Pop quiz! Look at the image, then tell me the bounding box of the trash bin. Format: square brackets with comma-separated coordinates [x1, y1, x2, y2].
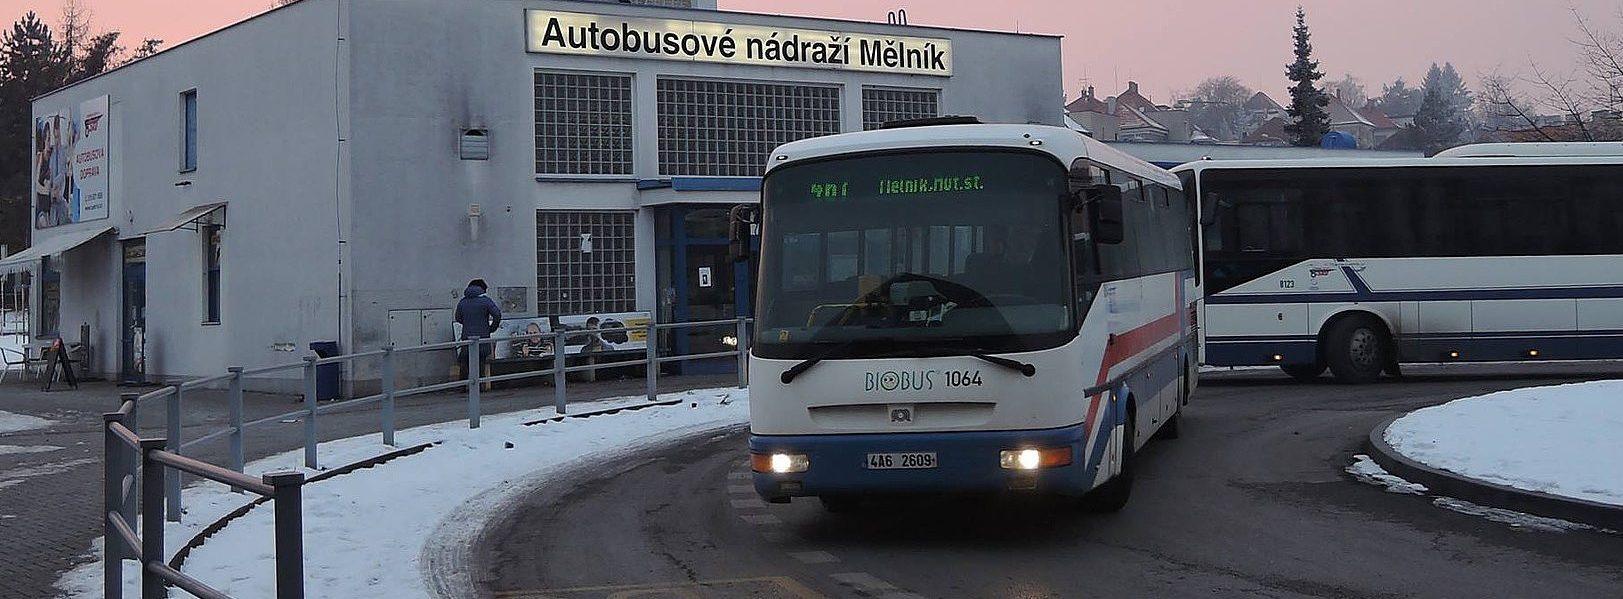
[308, 340, 341, 400]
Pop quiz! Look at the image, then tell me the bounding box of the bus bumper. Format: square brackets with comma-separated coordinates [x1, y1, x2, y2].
[748, 423, 1095, 500]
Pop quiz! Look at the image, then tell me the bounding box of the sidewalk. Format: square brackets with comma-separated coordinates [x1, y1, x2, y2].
[1363, 379, 1623, 531]
[0, 372, 733, 598]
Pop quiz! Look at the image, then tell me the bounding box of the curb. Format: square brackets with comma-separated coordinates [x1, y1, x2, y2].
[1365, 414, 1623, 531]
[169, 441, 438, 570]
[520, 397, 686, 426]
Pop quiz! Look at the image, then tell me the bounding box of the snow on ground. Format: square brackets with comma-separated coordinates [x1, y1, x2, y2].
[1346, 454, 1428, 495]
[0, 444, 62, 455]
[57, 388, 749, 599]
[0, 410, 54, 434]
[1347, 454, 1599, 533]
[1384, 380, 1623, 507]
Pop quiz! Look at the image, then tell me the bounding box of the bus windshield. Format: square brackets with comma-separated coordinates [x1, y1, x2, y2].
[753, 149, 1073, 360]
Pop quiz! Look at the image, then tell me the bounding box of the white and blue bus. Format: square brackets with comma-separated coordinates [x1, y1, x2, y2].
[740, 121, 1199, 510]
[1174, 143, 1623, 383]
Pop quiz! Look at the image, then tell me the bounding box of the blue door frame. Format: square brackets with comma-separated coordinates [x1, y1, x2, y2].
[661, 205, 757, 374]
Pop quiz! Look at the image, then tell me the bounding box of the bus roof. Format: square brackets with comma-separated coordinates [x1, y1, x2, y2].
[1433, 141, 1623, 158]
[1168, 151, 1623, 174]
[767, 123, 1182, 188]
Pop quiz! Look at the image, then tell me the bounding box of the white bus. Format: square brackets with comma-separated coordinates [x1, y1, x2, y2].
[1174, 144, 1623, 384]
[739, 121, 1199, 511]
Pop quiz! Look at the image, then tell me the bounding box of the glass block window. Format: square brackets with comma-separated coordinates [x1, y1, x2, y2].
[537, 211, 637, 316]
[657, 78, 841, 176]
[534, 71, 633, 175]
[862, 87, 940, 130]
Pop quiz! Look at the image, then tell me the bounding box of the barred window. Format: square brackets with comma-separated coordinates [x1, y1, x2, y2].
[534, 72, 633, 175]
[862, 87, 940, 130]
[657, 78, 841, 176]
[537, 211, 637, 316]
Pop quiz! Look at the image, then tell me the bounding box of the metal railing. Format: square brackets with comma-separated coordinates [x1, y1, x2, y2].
[105, 394, 305, 599]
[103, 317, 751, 597]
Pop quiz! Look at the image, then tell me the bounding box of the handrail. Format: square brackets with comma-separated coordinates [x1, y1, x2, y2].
[147, 562, 233, 599]
[313, 349, 386, 366]
[106, 511, 143, 562]
[149, 449, 273, 496]
[180, 372, 240, 389]
[109, 422, 142, 450]
[238, 361, 310, 378]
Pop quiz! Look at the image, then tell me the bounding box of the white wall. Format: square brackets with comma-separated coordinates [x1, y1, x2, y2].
[31, 0, 345, 388]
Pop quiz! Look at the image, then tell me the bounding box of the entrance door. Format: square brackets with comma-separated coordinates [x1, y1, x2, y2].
[121, 239, 147, 384]
[660, 206, 757, 374]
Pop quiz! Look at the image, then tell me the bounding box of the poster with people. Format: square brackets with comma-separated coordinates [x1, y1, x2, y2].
[491, 317, 554, 359]
[31, 96, 111, 229]
[556, 311, 650, 355]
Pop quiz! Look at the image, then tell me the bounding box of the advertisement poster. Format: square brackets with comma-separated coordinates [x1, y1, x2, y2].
[491, 317, 553, 359]
[557, 311, 650, 355]
[30, 96, 110, 229]
[75, 96, 110, 223]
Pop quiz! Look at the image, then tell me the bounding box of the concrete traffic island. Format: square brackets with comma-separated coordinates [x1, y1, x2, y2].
[1364, 380, 1623, 531]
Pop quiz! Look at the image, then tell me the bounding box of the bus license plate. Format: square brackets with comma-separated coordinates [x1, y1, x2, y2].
[865, 452, 937, 470]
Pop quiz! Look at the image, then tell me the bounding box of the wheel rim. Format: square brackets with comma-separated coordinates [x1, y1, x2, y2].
[1348, 327, 1379, 369]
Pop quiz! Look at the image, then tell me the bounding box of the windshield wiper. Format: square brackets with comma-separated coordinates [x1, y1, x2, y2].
[779, 339, 869, 384]
[969, 352, 1037, 377]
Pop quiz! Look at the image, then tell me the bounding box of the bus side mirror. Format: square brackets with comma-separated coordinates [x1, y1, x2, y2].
[1199, 192, 1219, 226]
[1091, 185, 1125, 245]
[728, 205, 757, 263]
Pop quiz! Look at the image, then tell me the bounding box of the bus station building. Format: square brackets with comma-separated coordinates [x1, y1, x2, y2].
[3, 0, 1061, 391]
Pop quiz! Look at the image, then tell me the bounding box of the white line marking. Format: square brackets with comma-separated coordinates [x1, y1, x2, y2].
[740, 513, 782, 525]
[726, 484, 755, 494]
[760, 531, 793, 543]
[730, 497, 768, 509]
[788, 551, 838, 564]
[728, 471, 751, 480]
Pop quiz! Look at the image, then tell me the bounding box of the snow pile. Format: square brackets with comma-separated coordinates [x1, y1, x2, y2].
[57, 388, 749, 599]
[1385, 380, 1623, 507]
[0, 444, 62, 455]
[1346, 454, 1428, 495]
[0, 410, 54, 434]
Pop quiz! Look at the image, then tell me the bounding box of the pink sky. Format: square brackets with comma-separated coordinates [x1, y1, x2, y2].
[4, 0, 1614, 104]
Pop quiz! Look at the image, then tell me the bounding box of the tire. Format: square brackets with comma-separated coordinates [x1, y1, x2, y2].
[1324, 315, 1388, 384]
[1279, 363, 1327, 380]
[1081, 411, 1135, 512]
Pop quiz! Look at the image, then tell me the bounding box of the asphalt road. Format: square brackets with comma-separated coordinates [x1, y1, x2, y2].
[476, 364, 1623, 599]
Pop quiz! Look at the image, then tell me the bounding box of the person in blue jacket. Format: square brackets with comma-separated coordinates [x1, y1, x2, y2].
[455, 279, 502, 373]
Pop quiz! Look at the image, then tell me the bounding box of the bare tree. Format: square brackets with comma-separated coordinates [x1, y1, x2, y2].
[1475, 9, 1623, 142]
[1327, 74, 1367, 106]
[1183, 75, 1253, 141]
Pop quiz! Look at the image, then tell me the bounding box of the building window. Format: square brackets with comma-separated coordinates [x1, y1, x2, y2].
[537, 211, 636, 316]
[534, 71, 633, 175]
[862, 87, 940, 130]
[657, 78, 841, 176]
[181, 90, 198, 172]
[625, 0, 692, 6]
[202, 224, 222, 323]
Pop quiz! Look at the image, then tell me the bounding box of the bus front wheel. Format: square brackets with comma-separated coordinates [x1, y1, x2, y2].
[1324, 316, 1388, 384]
[1080, 413, 1135, 512]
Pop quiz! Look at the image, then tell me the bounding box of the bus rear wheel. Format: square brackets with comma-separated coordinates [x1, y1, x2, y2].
[1325, 316, 1388, 384]
[1279, 363, 1326, 380]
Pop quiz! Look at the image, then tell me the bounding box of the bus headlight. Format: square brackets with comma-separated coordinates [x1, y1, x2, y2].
[752, 452, 809, 474]
[999, 447, 1072, 470]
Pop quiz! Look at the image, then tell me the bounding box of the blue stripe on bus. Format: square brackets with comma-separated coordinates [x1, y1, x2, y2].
[1207, 285, 1623, 305]
[1207, 332, 1623, 366]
